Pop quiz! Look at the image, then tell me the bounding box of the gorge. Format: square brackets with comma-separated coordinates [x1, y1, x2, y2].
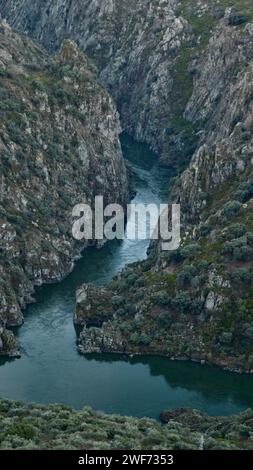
[0, 0, 253, 451]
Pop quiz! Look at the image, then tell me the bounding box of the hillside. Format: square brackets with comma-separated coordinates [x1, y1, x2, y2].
[0, 21, 128, 356]
[0, 399, 252, 450]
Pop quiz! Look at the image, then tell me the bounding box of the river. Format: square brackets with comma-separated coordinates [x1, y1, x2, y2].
[0, 134, 253, 419]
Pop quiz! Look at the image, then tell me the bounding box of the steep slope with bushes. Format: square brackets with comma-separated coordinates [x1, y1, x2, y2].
[0, 21, 128, 356]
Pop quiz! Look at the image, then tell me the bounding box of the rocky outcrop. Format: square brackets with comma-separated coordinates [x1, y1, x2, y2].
[0, 326, 19, 358]
[78, 323, 127, 355]
[75, 284, 113, 327]
[0, 21, 129, 355]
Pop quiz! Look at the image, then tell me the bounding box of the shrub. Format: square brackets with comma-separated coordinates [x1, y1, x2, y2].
[219, 332, 233, 345]
[6, 122, 23, 145]
[176, 265, 197, 288]
[243, 323, 253, 340]
[129, 333, 151, 346]
[191, 299, 204, 315]
[125, 273, 139, 286]
[5, 421, 36, 440]
[198, 224, 212, 236]
[231, 269, 252, 285]
[157, 311, 173, 328]
[42, 240, 52, 253]
[152, 290, 171, 306]
[180, 244, 200, 260]
[228, 11, 249, 26]
[111, 295, 124, 307]
[246, 232, 253, 245]
[171, 292, 192, 314]
[32, 80, 46, 92]
[223, 237, 253, 261]
[233, 245, 253, 262]
[235, 179, 253, 203]
[222, 201, 242, 219]
[191, 275, 206, 289]
[224, 224, 247, 241]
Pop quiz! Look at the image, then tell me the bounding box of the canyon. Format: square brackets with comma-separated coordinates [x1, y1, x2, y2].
[0, 0, 253, 451]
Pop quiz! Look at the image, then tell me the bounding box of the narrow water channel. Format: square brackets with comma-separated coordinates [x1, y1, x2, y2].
[0, 135, 253, 419]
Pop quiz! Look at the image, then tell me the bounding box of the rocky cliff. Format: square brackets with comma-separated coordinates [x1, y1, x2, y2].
[75, 4, 253, 373]
[0, 21, 129, 356]
[3, 0, 252, 166]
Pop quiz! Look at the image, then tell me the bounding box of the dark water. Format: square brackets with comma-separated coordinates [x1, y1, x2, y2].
[0, 135, 253, 419]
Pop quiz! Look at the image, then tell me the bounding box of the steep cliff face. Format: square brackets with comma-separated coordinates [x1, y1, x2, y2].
[1, 1, 253, 167]
[0, 0, 226, 165]
[0, 0, 191, 164]
[76, 10, 253, 372]
[176, 19, 253, 221]
[0, 21, 129, 355]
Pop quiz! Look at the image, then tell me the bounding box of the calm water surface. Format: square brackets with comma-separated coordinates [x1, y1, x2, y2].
[0, 135, 253, 418]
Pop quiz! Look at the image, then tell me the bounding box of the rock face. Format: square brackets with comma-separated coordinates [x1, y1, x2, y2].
[75, 6, 253, 372]
[2, 1, 253, 168]
[0, 21, 129, 355]
[0, 0, 215, 165]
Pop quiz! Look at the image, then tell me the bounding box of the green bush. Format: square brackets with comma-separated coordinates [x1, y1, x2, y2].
[152, 290, 171, 306]
[176, 265, 197, 288]
[129, 333, 151, 346]
[234, 245, 253, 262]
[235, 179, 253, 203]
[243, 323, 253, 340]
[231, 269, 252, 285]
[219, 332, 233, 346]
[223, 237, 253, 261]
[157, 311, 173, 328]
[32, 80, 46, 92]
[228, 10, 249, 26]
[111, 295, 124, 307]
[172, 292, 192, 313]
[180, 244, 201, 260]
[222, 200, 242, 219]
[5, 421, 36, 440]
[224, 224, 247, 241]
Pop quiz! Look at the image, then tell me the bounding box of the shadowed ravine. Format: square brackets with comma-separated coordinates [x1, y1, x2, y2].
[0, 135, 253, 419]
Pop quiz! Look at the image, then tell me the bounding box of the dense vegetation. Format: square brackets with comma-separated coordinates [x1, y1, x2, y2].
[0, 399, 252, 450]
